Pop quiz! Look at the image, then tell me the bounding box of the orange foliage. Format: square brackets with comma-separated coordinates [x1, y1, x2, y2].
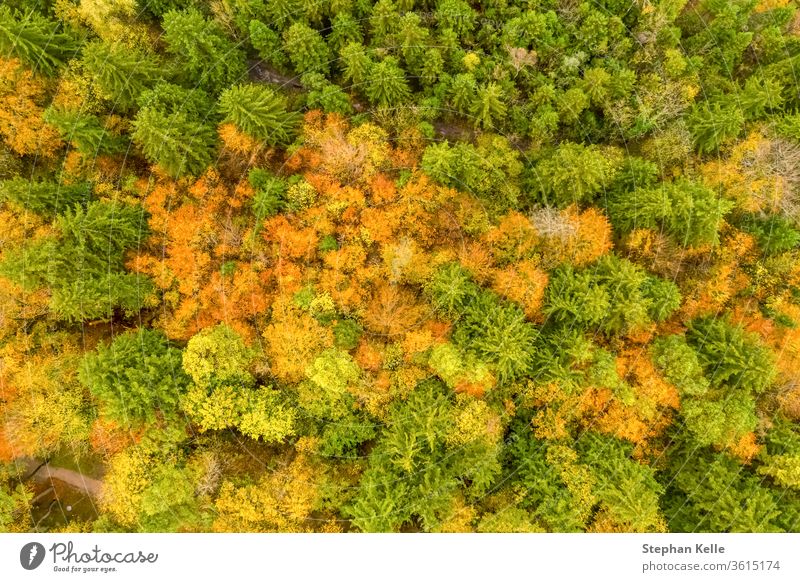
[491, 259, 548, 320]
[354, 339, 384, 372]
[218, 122, 265, 159]
[483, 211, 538, 264]
[263, 300, 334, 383]
[725, 432, 762, 464]
[582, 350, 679, 448]
[89, 419, 141, 457]
[0, 58, 62, 157]
[263, 215, 318, 261]
[457, 241, 495, 284]
[363, 283, 427, 338]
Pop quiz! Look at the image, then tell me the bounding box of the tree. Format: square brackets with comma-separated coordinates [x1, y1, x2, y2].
[181, 324, 296, 442]
[364, 57, 410, 108]
[218, 84, 300, 145]
[132, 91, 218, 177]
[687, 100, 745, 154]
[449, 73, 476, 116]
[0, 7, 78, 76]
[249, 168, 286, 231]
[182, 323, 253, 387]
[0, 200, 153, 321]
[0, 57, 64, 157]
[81, 40, 160, 111]
[282, 22, 330, 76]
[249, 20, 288, 69]
[43, 107, 126, 155]
[686, 317, 777, 393]
[0, 177, 89, 216]
[302, 73, 352, 115]
[453, 289, 539, 384]
[471, 82, 507, 130]
[162, 9, 246, 94]
[531, 143, 622, 207]
[328, 12, 363, 56]
[80, 328, 190, 426]
[339, 42, 372, 88]
[608, 178, 732, 247]
[348, 379, 499, 531]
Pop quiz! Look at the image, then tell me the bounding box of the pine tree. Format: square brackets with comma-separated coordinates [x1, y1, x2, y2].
[218, 84, 300, 144]
[0, 7, 78, 76]
[282, 22, 331, 76]
[0, 177, 90, 216]
[81, 41, 160, 111]
[0, 200, 153, 321]
[531, 142, 622, 207]
[43, 107, 126, 155]
[132, 106, 217, 177]
[364, 57, 410, 107]
[687, 100, 745, 154]
[162, 9, 247, 94]
[80, 328, 190, 425]
[249, 20, 288, 69]
[339, 42, 372, 88]
[471, 82, 507, 130]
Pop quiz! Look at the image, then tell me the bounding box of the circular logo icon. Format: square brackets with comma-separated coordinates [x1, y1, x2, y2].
[20, 542, 46, 570]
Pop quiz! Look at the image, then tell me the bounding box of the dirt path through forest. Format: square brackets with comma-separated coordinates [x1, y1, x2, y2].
[23, 459, 103, 497]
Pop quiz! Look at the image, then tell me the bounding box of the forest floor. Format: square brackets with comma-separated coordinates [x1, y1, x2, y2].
[19, 458, 102, 530]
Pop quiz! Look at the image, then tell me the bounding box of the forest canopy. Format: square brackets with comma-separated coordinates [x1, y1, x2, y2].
[1, 0, 800, 533]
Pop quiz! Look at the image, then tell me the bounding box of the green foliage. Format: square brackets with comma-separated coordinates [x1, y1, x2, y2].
[80, 329, 190, 425]
[333, 318, 362, 350]
[339, 42, 372, 87]
[608, 178, 733, 247]
[301, 73, 352, 115]
[364, 57, 410, 107]
[543, 255, 680, 334]
[282, 22, 330, 76]
[740, 214, 800, 256]
[162, 9, 246, 95]
[249, 20, 288, 68]
[471, 82, 507, 130]
[576, 433, 666, 532]
[686, 317, 777, 393]
[453, 290, 538, 384]
[0, 177, 89, 216]
[81, 41, 160, 111]
[0, 200, 153, 321]
[687, 100, 745, 154]
[651, 335, 711, 397]
[421, 135, 523, 212]
[663, 445, 789, 532]
[0, 6, 78, 76]
[43, 108, 126, 155]
[182, 324, 253, 387]
[249, 169, 286, 228]
[530, 143, 622, 207]
[426, 262, 480, 317]
[219, 84, 300, 144]
[348, 379, 499, 531]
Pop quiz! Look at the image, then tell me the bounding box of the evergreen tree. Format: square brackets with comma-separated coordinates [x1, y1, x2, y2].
[219, 84, 300, 144]
[162, 9, 247, 94]
[80, 329, 190, 425]
[364, 57, 410, 107]
[0, 200, 153, 321]
[0, 177, 90, 216]
[132, 106, 217, 177]
[0, 7, 78, 76]
[81, 41, 160, 111]
[282, 22, 331, 76]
